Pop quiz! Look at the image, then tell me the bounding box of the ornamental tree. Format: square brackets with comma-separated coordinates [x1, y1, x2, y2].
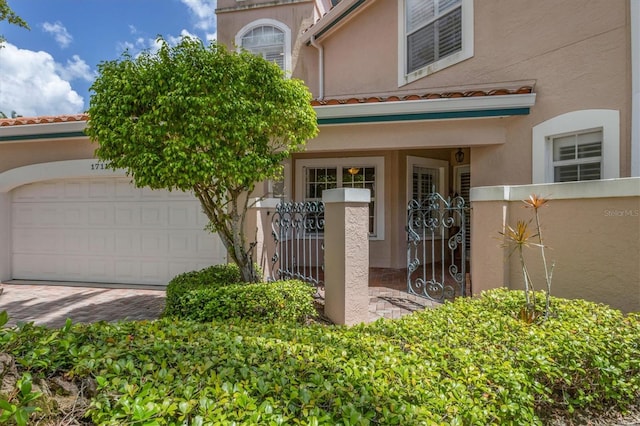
[86, 37, 318, 282]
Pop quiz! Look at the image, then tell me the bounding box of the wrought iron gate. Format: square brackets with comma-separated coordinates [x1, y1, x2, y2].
[270, 201, 324, 286]
[407, 193, 467, 303]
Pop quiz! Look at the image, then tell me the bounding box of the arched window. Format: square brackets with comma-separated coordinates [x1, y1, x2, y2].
[236, 19, 291, 72]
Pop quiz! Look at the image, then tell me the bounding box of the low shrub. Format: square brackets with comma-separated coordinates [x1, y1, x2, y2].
[1, 289, 638, 425]
[163, 263, 241, 316]
[169, 280, 316, 323]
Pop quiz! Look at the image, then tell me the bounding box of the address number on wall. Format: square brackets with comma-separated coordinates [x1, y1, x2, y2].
[90, 162, 110, 171]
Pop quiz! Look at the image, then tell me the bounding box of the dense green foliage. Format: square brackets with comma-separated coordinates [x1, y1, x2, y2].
[1, 289, 639, 425]
[163, 264, 242, 316]
[85, 37, 318, 282]
[162, 264, 314, 323]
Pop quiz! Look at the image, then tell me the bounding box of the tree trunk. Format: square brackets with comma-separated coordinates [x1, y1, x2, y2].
[194, 188, 260, 283]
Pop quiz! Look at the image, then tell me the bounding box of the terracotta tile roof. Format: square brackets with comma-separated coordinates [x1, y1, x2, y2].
[311, 86, 533, 106]
[0, 113, 89, 127]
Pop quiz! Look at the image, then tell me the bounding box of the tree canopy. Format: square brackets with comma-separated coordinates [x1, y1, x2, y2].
[86, 37, 318, 282]
[0, 0, 29, 45]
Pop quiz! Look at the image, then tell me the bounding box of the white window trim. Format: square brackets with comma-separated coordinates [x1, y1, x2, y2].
[532, 110, 620, 184]
[397, 0, 474, 87]
[406, 156, 449, 203]
[235, 18, 292, 74]
[296, 156, 385, 240]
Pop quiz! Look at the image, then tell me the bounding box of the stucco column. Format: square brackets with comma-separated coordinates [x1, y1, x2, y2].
[469, 186, 510, 295]
[0, 192, 9, 282]
[322, 188, 370, 325]
[246, 198, 280, 281]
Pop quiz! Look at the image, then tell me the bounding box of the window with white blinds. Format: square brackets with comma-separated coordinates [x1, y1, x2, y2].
[241, 25, 285, 70]
[551, 130, 603, 182]
[399, 0, 473, 85]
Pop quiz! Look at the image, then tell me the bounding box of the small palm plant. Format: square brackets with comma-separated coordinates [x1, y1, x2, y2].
[501, 194, 555, 321]
[501, 220, 540, 321]
[523, 195, 555, 318]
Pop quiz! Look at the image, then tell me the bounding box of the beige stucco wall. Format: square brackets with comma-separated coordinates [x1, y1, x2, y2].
[216, 0, 632, 185]
[0, 138, 96, 173]
[471, 179, 640, 313]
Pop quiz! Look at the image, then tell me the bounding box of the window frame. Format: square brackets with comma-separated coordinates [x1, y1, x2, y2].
[532, 110, 620, 183]
[551, 130, 603, 182]
[295, 157, 385, 240]
[397, 0, 474, 86]
[235, 19, 292, 73]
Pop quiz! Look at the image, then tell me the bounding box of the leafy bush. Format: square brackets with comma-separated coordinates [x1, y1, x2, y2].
[163, 264, 241, 316]
[169, 280, 316, 323]
[1, 289, 638, 425]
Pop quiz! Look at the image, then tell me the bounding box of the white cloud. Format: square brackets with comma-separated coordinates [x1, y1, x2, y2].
[205, 32, 217, 43]
[57, 55, 95, 82]
[0, 43, 85, 116]
[167, 29, 200, 46]
[42, 21, 73, 48]
[181, 0, 217, 32]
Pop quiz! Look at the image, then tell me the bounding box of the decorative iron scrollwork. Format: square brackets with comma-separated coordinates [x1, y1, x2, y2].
[407, 193, 467, 303]
[270, 201, 325, 287]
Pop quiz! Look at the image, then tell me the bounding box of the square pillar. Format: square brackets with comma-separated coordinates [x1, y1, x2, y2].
[322, 188, 370, 325]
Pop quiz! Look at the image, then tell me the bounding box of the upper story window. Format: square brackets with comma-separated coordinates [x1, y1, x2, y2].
[398, 0, 473, 86]
[235, 19, 292, 72]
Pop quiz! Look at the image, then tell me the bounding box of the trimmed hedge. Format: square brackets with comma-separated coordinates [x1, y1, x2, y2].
[1, 289, 639, 425]
[169, 280, 316, 323]
[163, 264, 241, 317]
[163, 264, 315, 323]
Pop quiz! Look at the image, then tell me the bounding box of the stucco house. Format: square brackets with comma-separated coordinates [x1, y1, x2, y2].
[215, 0, 640, 311]
[1, 0, 638, 310]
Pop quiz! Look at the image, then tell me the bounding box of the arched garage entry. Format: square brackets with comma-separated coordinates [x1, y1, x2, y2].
[0, 160, 226, 286]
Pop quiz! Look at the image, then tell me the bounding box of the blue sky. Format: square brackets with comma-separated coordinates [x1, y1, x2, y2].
[0, 0, 217, 117]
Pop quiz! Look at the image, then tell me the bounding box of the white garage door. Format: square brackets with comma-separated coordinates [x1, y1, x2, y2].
[11, 178, 226, 286]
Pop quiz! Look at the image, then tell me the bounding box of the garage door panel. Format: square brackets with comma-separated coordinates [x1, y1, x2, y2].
[88, 230, 116, 253]
[115, 207, 139, 227]
[87, 180, 114, 199]
[140, 205, 167, 227]
[63, 230, 89, 253]
[87, 258, 114, 280]
[13, 254, 58, 278]
[88, 206, 114, 227]
[11, 178, 226, 286]
[63, 257, 87, 279]
[140, 232, 168, 255]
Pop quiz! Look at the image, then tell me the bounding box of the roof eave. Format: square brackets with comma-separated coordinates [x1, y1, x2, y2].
[301, 0, 370, 43]
[0, 120, 88, 143]
[314, 93, 537, 125]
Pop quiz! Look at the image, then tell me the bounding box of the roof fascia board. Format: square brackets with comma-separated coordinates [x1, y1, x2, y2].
[0, 121, 87, 143]
[317, 108, 531, 125]
[301, 0, 368, 43]
[314, 93, 536, 120]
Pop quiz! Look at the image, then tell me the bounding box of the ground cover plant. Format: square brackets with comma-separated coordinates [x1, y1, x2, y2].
[1, 289, 639, 425]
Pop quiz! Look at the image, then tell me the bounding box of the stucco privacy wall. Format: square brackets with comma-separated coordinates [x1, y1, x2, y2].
[470, 178, 640, 313]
